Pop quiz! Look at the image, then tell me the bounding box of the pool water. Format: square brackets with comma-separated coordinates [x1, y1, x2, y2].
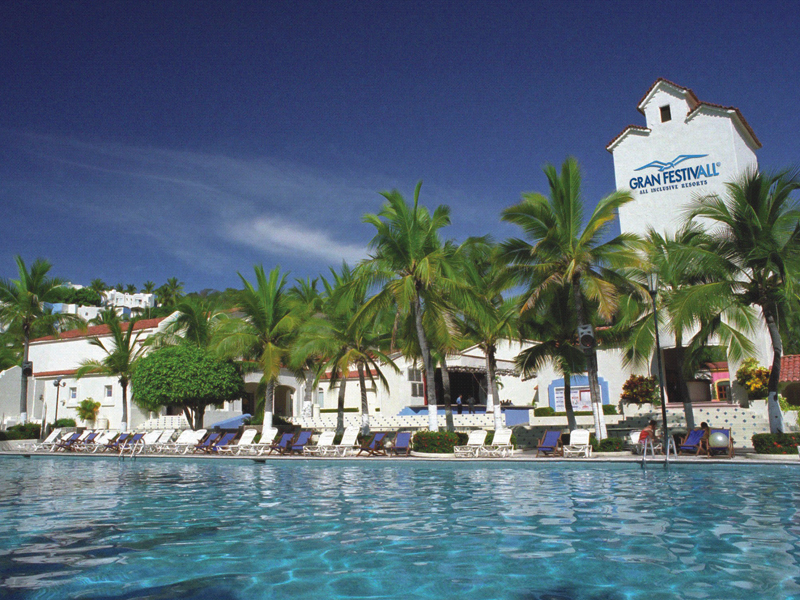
[1, 457, 799, 600]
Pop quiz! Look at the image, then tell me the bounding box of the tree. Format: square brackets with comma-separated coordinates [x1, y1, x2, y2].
[150, 296, 226, 349]
[125, 284, 137, 295]
[214, 265, 297, 430]
[75, 313, 148, 431]
[141, 281, 156, 293]
[131, 345, 244, 430]
[501, 157, 640, 439]
[90, 279, 107, 294]
[0, 256, 80, 423]
[287, 277, 324, 420]
[359, 182, 471, 431]
[156, 278, 184, 307]
[686, 168, 800, 433]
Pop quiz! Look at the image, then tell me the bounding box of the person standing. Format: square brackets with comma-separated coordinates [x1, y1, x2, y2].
[467, 395, 476, 414]
[456, 395, 463, 415]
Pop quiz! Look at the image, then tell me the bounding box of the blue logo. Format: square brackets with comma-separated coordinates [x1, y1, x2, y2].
[635, 154, 708, 172]
[629, 154, 720, 193]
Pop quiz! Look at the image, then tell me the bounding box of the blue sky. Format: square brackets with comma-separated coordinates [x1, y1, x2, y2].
[1, 0, 798, 292]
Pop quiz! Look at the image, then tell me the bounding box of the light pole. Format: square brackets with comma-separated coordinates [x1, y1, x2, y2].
[647, 272, 669, 448]
[53, 378, 66, 432]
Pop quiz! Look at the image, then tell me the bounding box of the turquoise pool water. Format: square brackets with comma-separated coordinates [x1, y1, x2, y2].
[1, 457, 799, 600]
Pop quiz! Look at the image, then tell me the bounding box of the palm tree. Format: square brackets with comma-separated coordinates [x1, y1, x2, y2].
[0, 256, 81, 423]
[287, 277, 324, 419]
[686, 168, 800, 433]
[90, 279, 107, 294]
[358, 182, 472, 432]
[214, 265, 296, 430]
[293, 264, 398, 434]
[75, 313, 148, 432]
[125, 284, 137, 295]
[149, 296, 226, 349]
[501, 157, 640, 439]
[141, 281, 156, 294]
[516, 285, 587, 431]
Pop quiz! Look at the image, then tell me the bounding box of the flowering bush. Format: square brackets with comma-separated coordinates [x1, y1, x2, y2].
[620, 375, 660, 405]
[752, 432, 800, 454]
[735, 358, 770, 399]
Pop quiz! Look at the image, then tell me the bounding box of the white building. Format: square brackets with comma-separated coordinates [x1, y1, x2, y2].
[103, 290, 156, 311]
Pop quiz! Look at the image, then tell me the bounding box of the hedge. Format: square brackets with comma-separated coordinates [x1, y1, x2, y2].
[412, 431, 468, 453]
[590, 436, 627, 452]
[752, 432, 800, 454]
[535, 406, 618, 417]
[0, 423, 41, 441]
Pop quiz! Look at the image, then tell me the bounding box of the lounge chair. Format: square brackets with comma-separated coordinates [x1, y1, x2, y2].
[266, 432, 296, 455]
[333, 426, 360, 456]
[193, 432, 221, 453]
[155, 429, 176, 448]
[235, 428, 278, 455]
[31, 428, 62, 451]
[218, 428, 258, 455]
[388, 431, 412, 456]
[53, 432, 84, 451]
[678, 428, 706, 455]
[134, 430, 164, 454]
[707, 428, 734, 458]
[478, 429, 513, 457]
[454, 430, 488, 458]
[563, 429, 591, 458]
[118, 433, 146, 455]
[303, 430, 337, 456]
[287, 430, 313, 455]
[203, 432, 237, 453]
[357, 432, 388, 456]
[72, 431, 101, 451]
[86, 430, 118, 452]
[167, 429, 208, 454]
[536, 430, 563, 457]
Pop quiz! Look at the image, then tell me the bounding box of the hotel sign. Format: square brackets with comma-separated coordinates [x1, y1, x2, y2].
[629, 154, 721, 194]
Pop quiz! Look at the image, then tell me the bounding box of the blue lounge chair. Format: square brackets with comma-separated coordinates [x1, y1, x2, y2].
[204, 432, 237, 454]
[53, 432, 82, 451]
[194, 432, 221, 453]
[707, 428, 734, 458]
[357, 432, 388, 456]
[100, 432, 130, 452]
[679, 428, 705, 455]
[389, 431, 412, 456]
[536, 430, 563, 457]
[118, 433, 146, 454]
[287, 430, 313, 454]
[267, 432, 295, 455]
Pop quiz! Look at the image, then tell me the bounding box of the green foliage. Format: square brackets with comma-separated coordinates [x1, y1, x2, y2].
[321, 408, 359, 413]
[49, 286, 103, 307]
[0, 423, 41, 440]
[752, 432, 800, 454]
[534, 406, 555, 417]
[590, 436, 626, 452]
[735, 358, 770, 399]
[54, 418, 76, 427]
[620, 375, 659, 404]
[603, 404, 618, 415]
[131, 345, 244, 416]
[76, 398, 101, 421]
[412, 431, 466, 453]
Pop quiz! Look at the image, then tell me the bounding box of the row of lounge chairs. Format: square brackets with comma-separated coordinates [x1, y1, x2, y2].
[628, 427, 734, 458]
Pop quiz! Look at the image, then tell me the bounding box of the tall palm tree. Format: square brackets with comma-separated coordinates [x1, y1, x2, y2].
[358, 182, 472, 432]
[149, 296, 226, 349]
[293, 264, 397, 434]
[0, 256, 80, 423]
[287, 277, 324, 419]
[90, 279, 107, 294]
[214, 265, 296, 430]
[76, 313, 148, 432]
[141, 281, 156, 294]
[685, 168, 800, 433]
[125, 284, 137, 295]
[501, 157, 640, 439]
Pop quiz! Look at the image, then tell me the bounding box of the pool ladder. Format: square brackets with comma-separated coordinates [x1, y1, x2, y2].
[641, 436, 677, 468]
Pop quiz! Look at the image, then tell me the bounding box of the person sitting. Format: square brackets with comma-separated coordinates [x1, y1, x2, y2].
[699, 421, 711, 455]
[638, 420, 661, 451]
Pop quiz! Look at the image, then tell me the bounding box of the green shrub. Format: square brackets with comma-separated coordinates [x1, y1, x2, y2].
[752, 432, 800, 454]
[534, 407, 555, 417]
[603, 404, 618, 415]
[0, 423, 41, 441]
[736, 358, 769, 400]
[320, 408, 360, 413]
[412, 431, 466, 453]
[54, 418, 76, 428]
[76, 398, 101, 422]
[621, 375, 660, 404]
[590, 436, 626, 452]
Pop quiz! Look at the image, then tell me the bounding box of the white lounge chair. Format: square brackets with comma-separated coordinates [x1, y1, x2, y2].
[218, 428, 258, 454]
[303, 430, 337, 456]
[134, 430, 164, 454]
[454, 430, 488, 458]
[87, 430, 117, 452]
[31, 428, 62, 452]
[478, 429, 513, 457]
[333, 426, 360, 456]
[234, 427, 278, 455]
[563, 429, 592, 458]
[160, 429, 206, 454]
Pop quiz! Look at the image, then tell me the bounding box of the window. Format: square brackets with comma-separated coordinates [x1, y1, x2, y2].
[408, 368, 424, 398]
[69, 387, 77, 399]
[104, 385, 113, 398]
[716, 380, 730, 402]
[660, 105, 671, 123]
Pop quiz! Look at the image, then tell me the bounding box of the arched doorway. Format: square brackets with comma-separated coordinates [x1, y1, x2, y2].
[274, 385, 296, 417]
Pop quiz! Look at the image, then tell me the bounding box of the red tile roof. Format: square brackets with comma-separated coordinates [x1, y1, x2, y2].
[31, 317, 167, 343]
[606, 78, 761, 151]
[782, 355, 800, 383]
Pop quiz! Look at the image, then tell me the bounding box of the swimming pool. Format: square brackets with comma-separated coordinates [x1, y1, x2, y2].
[1, 457, 799, 600]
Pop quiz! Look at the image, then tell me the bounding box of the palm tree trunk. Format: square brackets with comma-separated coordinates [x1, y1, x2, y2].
[486, 346, 503, 431]
[763, 305, 785, 434]
[674, 334, 695, 430]
[413, 295, 438, 432]
[19, 334, 30, 424]
[441, 356, 454, 432]
[572, 279, 607, 439]
[182, 406, 195, 430]
[563, 372, 577, 431]
[264, 379, 275, 431]
[120, 380, 129, 432]
[194, 403, 205, 430]
[302, 369, 314, 419]
[336, 374, 347, 435]
[357, 362, 370, 436]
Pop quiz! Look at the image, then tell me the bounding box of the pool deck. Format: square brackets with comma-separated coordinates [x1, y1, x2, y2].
[2, 449, 798, 466]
